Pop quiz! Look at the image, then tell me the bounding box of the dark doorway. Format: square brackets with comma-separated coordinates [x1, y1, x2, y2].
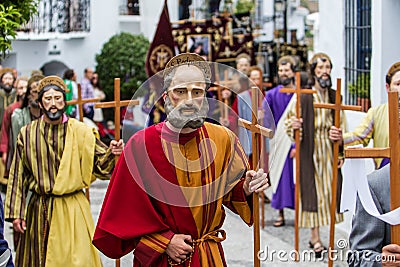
[40, 60, 69, 77]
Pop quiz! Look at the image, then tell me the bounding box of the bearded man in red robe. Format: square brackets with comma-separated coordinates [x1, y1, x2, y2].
[93, 53, 270, 266]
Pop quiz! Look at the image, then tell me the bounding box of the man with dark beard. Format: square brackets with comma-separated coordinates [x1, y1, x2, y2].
[0, 76, 28, 184]
[262, 55, 296, 227]
[0, 68, 17, 128]
[0, 68, 17, 189]
[10, 75, 44, 151]
[4, 75, 124, 267]
[93, 53, 270, 266]
[285, 52, 346, 257]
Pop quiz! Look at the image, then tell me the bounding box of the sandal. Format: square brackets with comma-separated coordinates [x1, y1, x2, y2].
[308, 240, 327, 258]
[273, 216, 285, 227]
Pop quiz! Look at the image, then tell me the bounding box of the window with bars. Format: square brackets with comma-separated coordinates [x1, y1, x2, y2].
[119, 0, 140, 15]
[344, 0, 372, 111]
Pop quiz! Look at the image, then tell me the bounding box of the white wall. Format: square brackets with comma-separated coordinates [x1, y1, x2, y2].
[371, 0, 400, 106]
[317, 1, 400, 107]
[9, 0, 121, 80]
[317, 0, 345, 85]
[259, 0, 274, 42]
[288, 7, 309, 43]
[7, 0, 179, 82]
[7, 41, 48, 75]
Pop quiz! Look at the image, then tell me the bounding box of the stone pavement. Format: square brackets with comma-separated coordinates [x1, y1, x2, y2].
[3, 180, 352, 266]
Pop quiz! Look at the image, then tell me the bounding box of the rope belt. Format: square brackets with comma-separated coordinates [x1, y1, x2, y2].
[168, 229, 226, 267]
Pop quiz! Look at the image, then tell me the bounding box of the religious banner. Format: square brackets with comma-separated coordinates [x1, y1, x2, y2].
[168, 11, 309, 90]
[145, 0, 176, 77]
[172, 15, 254, 65]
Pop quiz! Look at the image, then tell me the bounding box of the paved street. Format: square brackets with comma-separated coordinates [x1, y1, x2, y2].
[4, 180, 352, 266]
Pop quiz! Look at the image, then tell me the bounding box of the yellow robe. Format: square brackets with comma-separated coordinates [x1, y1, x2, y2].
[343, 103, 388, 168]
[5, 118, 113, 267]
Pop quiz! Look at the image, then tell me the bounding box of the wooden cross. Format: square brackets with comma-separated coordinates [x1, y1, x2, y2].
[217, 83, 236, 122]
[279, 72, 315, 259]
[214, 67, 268, 229]
[66, 84, 100, 123]
[238, 86, 273, 267]
[312, 78, 361, 267]
[213, 66, 242, 122]
[221, 86, 230, 122]
[212, 67, 227, 122]
[94, 78, 139, 267]
[345, 90, 400, 245]
[209, 84, 230, 122]
[249, 67, 267, 229]
[94, 78, 139, 144]
[66, 84, 100, 201]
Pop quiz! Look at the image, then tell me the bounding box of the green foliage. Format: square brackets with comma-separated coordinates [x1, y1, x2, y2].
[348, 73, 370, 98]
[305, 29, 313, 38]
[235, 0, 254, 14]
[0, 1, 38, 58]
[95, 32, 149, 100]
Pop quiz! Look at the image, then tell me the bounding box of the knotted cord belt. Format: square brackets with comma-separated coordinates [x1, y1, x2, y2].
[168, 229, 226, 267]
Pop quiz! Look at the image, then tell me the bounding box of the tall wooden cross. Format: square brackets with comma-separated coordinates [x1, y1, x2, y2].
[94, 78, 139, 267]
[213, 66, 224, 116]
[249, 67, 267, 229]
[94, 78, 139, 146]
[66, 84, 101, 201]
[213, 67, 239, 122]
[279, 72, 315, 259]
[219, 83, 236, 121]
[214, 68, 268, 229]
[238, 86, 273, 267]
[312, 79, 361, 267]
[210, 84, 230, 122]
[345, 90, 400, 245]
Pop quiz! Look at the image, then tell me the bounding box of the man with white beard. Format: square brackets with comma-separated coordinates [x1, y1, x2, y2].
[94, 53, 271, 266]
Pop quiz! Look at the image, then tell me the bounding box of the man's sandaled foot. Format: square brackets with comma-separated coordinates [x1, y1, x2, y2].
[309, 240, 326, 258]
[273, 217, 285, 227]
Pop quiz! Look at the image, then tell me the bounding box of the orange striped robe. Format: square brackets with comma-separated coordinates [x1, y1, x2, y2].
[94, 122, 253, 266]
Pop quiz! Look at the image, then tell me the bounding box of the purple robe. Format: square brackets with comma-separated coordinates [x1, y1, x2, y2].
[263, 85, 294, 210]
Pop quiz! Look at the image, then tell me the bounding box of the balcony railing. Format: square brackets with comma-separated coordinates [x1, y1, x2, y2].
[18, 0, 90, 35]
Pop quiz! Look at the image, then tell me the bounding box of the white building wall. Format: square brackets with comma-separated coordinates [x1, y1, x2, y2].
[317, 1, 400, 106]
[371, 0, 400, 105]
[258, 1, 307, 42]
[317, 0, 345, 87]
[5, 0, 310, 81]
[258, 0, 274, 42]
[288, 7, 309, 43]
[9, 41, 48, 75]
[5, 0, 178, 81]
